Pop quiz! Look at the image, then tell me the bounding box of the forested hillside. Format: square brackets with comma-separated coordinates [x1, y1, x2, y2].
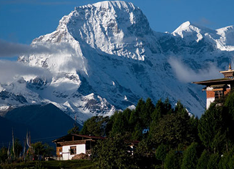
[79, 92, 234, 169]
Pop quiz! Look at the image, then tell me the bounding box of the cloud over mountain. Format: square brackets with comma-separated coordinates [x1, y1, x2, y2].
[1, 1, 234, 123]
[0, 40, 75, 57]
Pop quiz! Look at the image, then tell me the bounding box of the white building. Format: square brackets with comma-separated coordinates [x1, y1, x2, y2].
[194, 64, 234, 109]
[52, 134, 105, 160]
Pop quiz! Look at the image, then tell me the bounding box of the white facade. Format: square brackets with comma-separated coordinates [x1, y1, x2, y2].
[62, 144, 86, 160]
[206, 97, 215, 110]
[206, 86, 214, 109]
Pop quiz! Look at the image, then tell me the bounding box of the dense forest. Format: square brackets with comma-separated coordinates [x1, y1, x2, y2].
[79, 91, 234, 169]
[2, 92, 234, 169]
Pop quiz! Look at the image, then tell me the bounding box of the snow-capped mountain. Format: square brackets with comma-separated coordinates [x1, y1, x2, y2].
[1, 1, 234, 124]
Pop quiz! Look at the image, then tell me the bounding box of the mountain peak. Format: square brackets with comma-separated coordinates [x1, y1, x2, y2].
[216, 25, 234, 50]
[217, 25, 234, 34]
[172, 21, 200, 37]
[56, 0, 153, 60]
[172, 21, 218, 44]
[179, 21, 192, 29]
[14, 1, 234, 125]
[92, 1, 136, 10]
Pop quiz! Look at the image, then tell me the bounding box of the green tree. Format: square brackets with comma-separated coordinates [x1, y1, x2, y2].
[122, 108, 132, 125]
[131, 122, 142, 140]
[129, 109, 138, 127]
[155, 144, 168, 168]
[111, 112, 128, 136]
[31, 142, 53, 158]
[218, 147, 234, 169]
[189, 116, 199, 143]
[164, 150, 181, 169]
[141, 98, 154, 127]
[228, 155, 234, 169]
[224, 91, 234, 115]
[163, 98, 172, 114]
[67, 124, 79, 134]
[219, 152, 231, 169]
[80, 116, 109, 136]
[174, 101, 187, 116]
[196, 150, 210, 169]
[151, 99, 164, 122]
[207, 153, 220, 169]
[181, 142, 199, 169]
[135, 139, 154, 169]
[150, 113, 195, 148]
[94, 135, 136, 169]
[0, 147, 8, 163]
[135, 98, 146, 116]
[129, 98, 145, 128]
[198, 103, 231, 153]
[224, 92, 234, 146]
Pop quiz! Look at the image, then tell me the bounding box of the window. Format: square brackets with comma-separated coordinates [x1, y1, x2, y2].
[215, 91, 223, 100]
[70, 146, 76, 155]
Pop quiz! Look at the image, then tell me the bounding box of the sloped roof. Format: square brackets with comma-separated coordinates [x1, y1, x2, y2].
[193, 78, 234, 86]
[52, 133, 106, 143]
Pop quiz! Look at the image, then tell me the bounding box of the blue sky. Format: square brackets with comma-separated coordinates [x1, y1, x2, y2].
[0, 0, 234, 45]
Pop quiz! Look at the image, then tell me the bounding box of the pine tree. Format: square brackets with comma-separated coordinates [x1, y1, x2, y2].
[135, 98, 145, 117]
[129, 110, 138, 127]
[175, 101, 188, 118]
[228, 155, 234, 169]
[198, 103, 231, 153]
[151, 99, 164, 122]
[207, 153, 220, 169]
[132, 122, 142, 140]
[155, 144, 168, 168]
[142, 98, 154, 127]
[181, 142, 199, 169]
[67, 124, 79, 134]
[122, 108, 132, 125]
[164, 98, 172, 114]
[80, 116, 109, 136]
[218, 147, 234, 169]
[164, 150, 181, 169]
[135, 139, 154, 168]
[219, 152, 231, 169]
[94, 135, 136, 169]
[111, 112, 128, 136]
[196, 150, 209, 169]
[150, 113, 195, 148]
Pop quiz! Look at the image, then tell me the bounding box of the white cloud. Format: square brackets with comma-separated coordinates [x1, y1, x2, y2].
[0, 60, 52, 84]
[0, 40, 75, 57]
[0, 40, 86, 84]
[168, 57, 223, 83]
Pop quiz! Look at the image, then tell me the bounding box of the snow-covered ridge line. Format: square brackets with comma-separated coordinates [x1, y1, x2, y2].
[1, 1, 234, 125]
[172, 21, 234, 51]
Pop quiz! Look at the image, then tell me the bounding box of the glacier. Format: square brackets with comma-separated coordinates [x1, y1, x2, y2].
[1, 1, 234, 124]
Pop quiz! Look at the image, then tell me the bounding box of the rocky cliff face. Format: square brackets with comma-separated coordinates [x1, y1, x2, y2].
[1, 1, 234, 124]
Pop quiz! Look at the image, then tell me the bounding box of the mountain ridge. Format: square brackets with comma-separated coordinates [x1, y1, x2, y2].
[1, 1, 234, 124]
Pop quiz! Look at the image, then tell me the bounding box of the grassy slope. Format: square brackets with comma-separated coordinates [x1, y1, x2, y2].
[0, 160, 96, 169]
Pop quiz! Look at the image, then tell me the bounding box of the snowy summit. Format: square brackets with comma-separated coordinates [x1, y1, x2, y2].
[1, 1, 234, 124]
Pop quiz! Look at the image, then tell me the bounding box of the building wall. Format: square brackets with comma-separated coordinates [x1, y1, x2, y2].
[224, 88, 231, 95]
[206, 97, 215, 110]
[62, 144, 86, 160]
[56, 147, 62, 157]
[206, 87, 231, 109]
[206, 91, 215, 98]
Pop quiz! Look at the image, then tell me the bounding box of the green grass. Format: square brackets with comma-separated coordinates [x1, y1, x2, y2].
[0, 160, 97, 169]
